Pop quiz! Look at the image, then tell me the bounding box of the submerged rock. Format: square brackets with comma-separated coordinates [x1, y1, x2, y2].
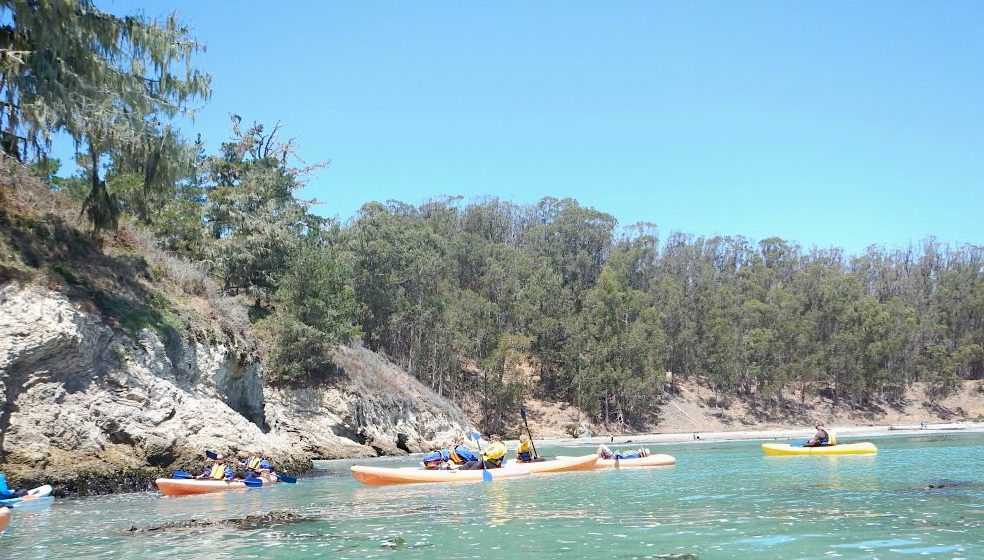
[128, 511, 304, 533]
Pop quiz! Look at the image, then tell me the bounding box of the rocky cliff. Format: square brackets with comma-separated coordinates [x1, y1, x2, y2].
[0, 283, 470, 495]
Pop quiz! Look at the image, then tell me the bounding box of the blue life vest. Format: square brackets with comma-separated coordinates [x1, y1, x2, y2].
[450, 445, 478, 463]
[0, 474, 13, 499]
[614, 450, 643, 460]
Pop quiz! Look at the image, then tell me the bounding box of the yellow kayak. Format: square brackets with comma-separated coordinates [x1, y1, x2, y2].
[762, 442, 878, 456]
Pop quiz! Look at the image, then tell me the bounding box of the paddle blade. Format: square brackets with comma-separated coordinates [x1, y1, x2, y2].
[205, 450, 219, 460]
[469, 429, 482, 442]
[482, 469, 492, 482]
[172, 470, 194, 479]
[520, 406, 527, 420]
[276, 473, 297, 484]
[243, 477, 263, 488]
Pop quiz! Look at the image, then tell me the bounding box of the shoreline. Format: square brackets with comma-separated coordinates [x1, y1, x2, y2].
[516, 420, 984, 449]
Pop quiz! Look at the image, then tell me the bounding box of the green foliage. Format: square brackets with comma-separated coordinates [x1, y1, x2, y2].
[0, 0, 210, 231]
[336, 197, 984, 428]
[92, 289, 181, 338]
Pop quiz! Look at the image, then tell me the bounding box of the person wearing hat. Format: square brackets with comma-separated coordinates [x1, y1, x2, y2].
[805, 422, 830, 447]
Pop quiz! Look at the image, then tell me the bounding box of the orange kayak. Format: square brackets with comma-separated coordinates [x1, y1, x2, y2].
[0, 507, 10, 532]
[351, 464, 530, 485]
[155, 473, 279, 496]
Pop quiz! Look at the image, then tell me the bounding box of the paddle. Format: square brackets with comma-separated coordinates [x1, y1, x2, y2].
[172, 470, 195, 479]
[469, 430, 493, 482]
[519, 405, 540, 460]
[205, 450, 219, 460]
[243, 477, 263, 488]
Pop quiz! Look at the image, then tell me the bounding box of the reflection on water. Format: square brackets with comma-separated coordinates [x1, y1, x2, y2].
[0, 434, 982, 559]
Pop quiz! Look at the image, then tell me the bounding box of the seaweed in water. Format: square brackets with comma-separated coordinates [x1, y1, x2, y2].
[128, 511, 304, 533]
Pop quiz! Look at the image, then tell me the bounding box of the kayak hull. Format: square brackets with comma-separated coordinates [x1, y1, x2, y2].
[594, 454, 677, 468]
[0, 484, 53, 507]
[518, 454, 599, 473]
[155, 473, 279, 496]
[351, 464, 530, 485]
[0, 507, 9, 532]
[762, 442, 878, 456]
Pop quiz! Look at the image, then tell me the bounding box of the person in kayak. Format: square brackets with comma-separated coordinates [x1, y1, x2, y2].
[458, 434, 507, 469]
[198, 455, 235, 480]
[448, 437, 480, 468]
[481, 434, 507, 468]
[805, 422, 830, 446]
[0, 473, 27, 499]
[596, 445, 652, 460]
[515, 434, 535, 463]
[422, 449, 451, 470]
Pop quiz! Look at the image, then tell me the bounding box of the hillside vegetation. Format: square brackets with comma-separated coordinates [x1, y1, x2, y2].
[0, 1, 981, 441]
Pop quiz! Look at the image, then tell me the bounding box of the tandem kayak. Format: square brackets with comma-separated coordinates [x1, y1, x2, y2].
[559, 454, 677, 468]
[351, 464, 531, 485]
[155, 473, 279, 496]
[0, 507, 10, 532]
[0, 484, 53, 507]
[762, 442, 878, 456]
[519, 454, 599, 473]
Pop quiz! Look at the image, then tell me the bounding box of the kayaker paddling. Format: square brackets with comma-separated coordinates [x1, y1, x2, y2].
[804, 422, 831, 447]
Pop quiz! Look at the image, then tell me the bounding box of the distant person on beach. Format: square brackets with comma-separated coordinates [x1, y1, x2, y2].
[596, 445, 651, 460]
[805, 422, 830, 447]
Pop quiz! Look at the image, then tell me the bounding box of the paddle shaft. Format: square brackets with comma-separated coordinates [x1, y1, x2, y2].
[520, 413, 539, 459]
[472, 435, 493, 481]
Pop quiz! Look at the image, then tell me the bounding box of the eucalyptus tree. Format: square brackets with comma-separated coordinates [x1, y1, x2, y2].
[0, 0, 210, 230]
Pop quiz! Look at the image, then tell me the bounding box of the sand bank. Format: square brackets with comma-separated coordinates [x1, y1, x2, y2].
[523, 421, 984, 449]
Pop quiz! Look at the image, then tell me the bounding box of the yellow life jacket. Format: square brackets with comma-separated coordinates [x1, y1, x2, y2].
[246, 456, 262, 470]
[516, 440, 533, 462]
[828, 432, 838, 445]
[482, 441, 506, 462]
[208, 463, 225, 480]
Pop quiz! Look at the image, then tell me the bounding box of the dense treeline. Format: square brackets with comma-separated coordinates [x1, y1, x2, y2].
[341, 199, 983, 429]
[2, 1, 982, 432]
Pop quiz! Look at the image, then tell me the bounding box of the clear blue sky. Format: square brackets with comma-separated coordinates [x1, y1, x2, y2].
[91, 0, 983, 255]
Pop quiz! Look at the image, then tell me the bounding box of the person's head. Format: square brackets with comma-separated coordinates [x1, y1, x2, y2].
[519, 434, 529, 444]
[491, 434, 502, 442]
[423, 450, 443, 469]
[815, 422, 824, 430]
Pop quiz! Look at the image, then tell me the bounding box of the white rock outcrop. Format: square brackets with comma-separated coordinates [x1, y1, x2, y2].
[0, 283, 469, 489]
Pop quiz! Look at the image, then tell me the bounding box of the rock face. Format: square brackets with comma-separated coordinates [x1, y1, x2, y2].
[0, 283, 469, 493]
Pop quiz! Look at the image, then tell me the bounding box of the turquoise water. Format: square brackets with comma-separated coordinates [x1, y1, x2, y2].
[1, 434, 982, 559]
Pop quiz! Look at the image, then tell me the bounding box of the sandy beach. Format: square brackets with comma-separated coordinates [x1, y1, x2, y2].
[522, 421, 984, 449]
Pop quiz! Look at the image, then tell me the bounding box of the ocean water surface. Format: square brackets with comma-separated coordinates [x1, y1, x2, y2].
[1, 433, 982, 559]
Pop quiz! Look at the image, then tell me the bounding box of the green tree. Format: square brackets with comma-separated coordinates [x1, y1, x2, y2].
[0, 0, 210, 230]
